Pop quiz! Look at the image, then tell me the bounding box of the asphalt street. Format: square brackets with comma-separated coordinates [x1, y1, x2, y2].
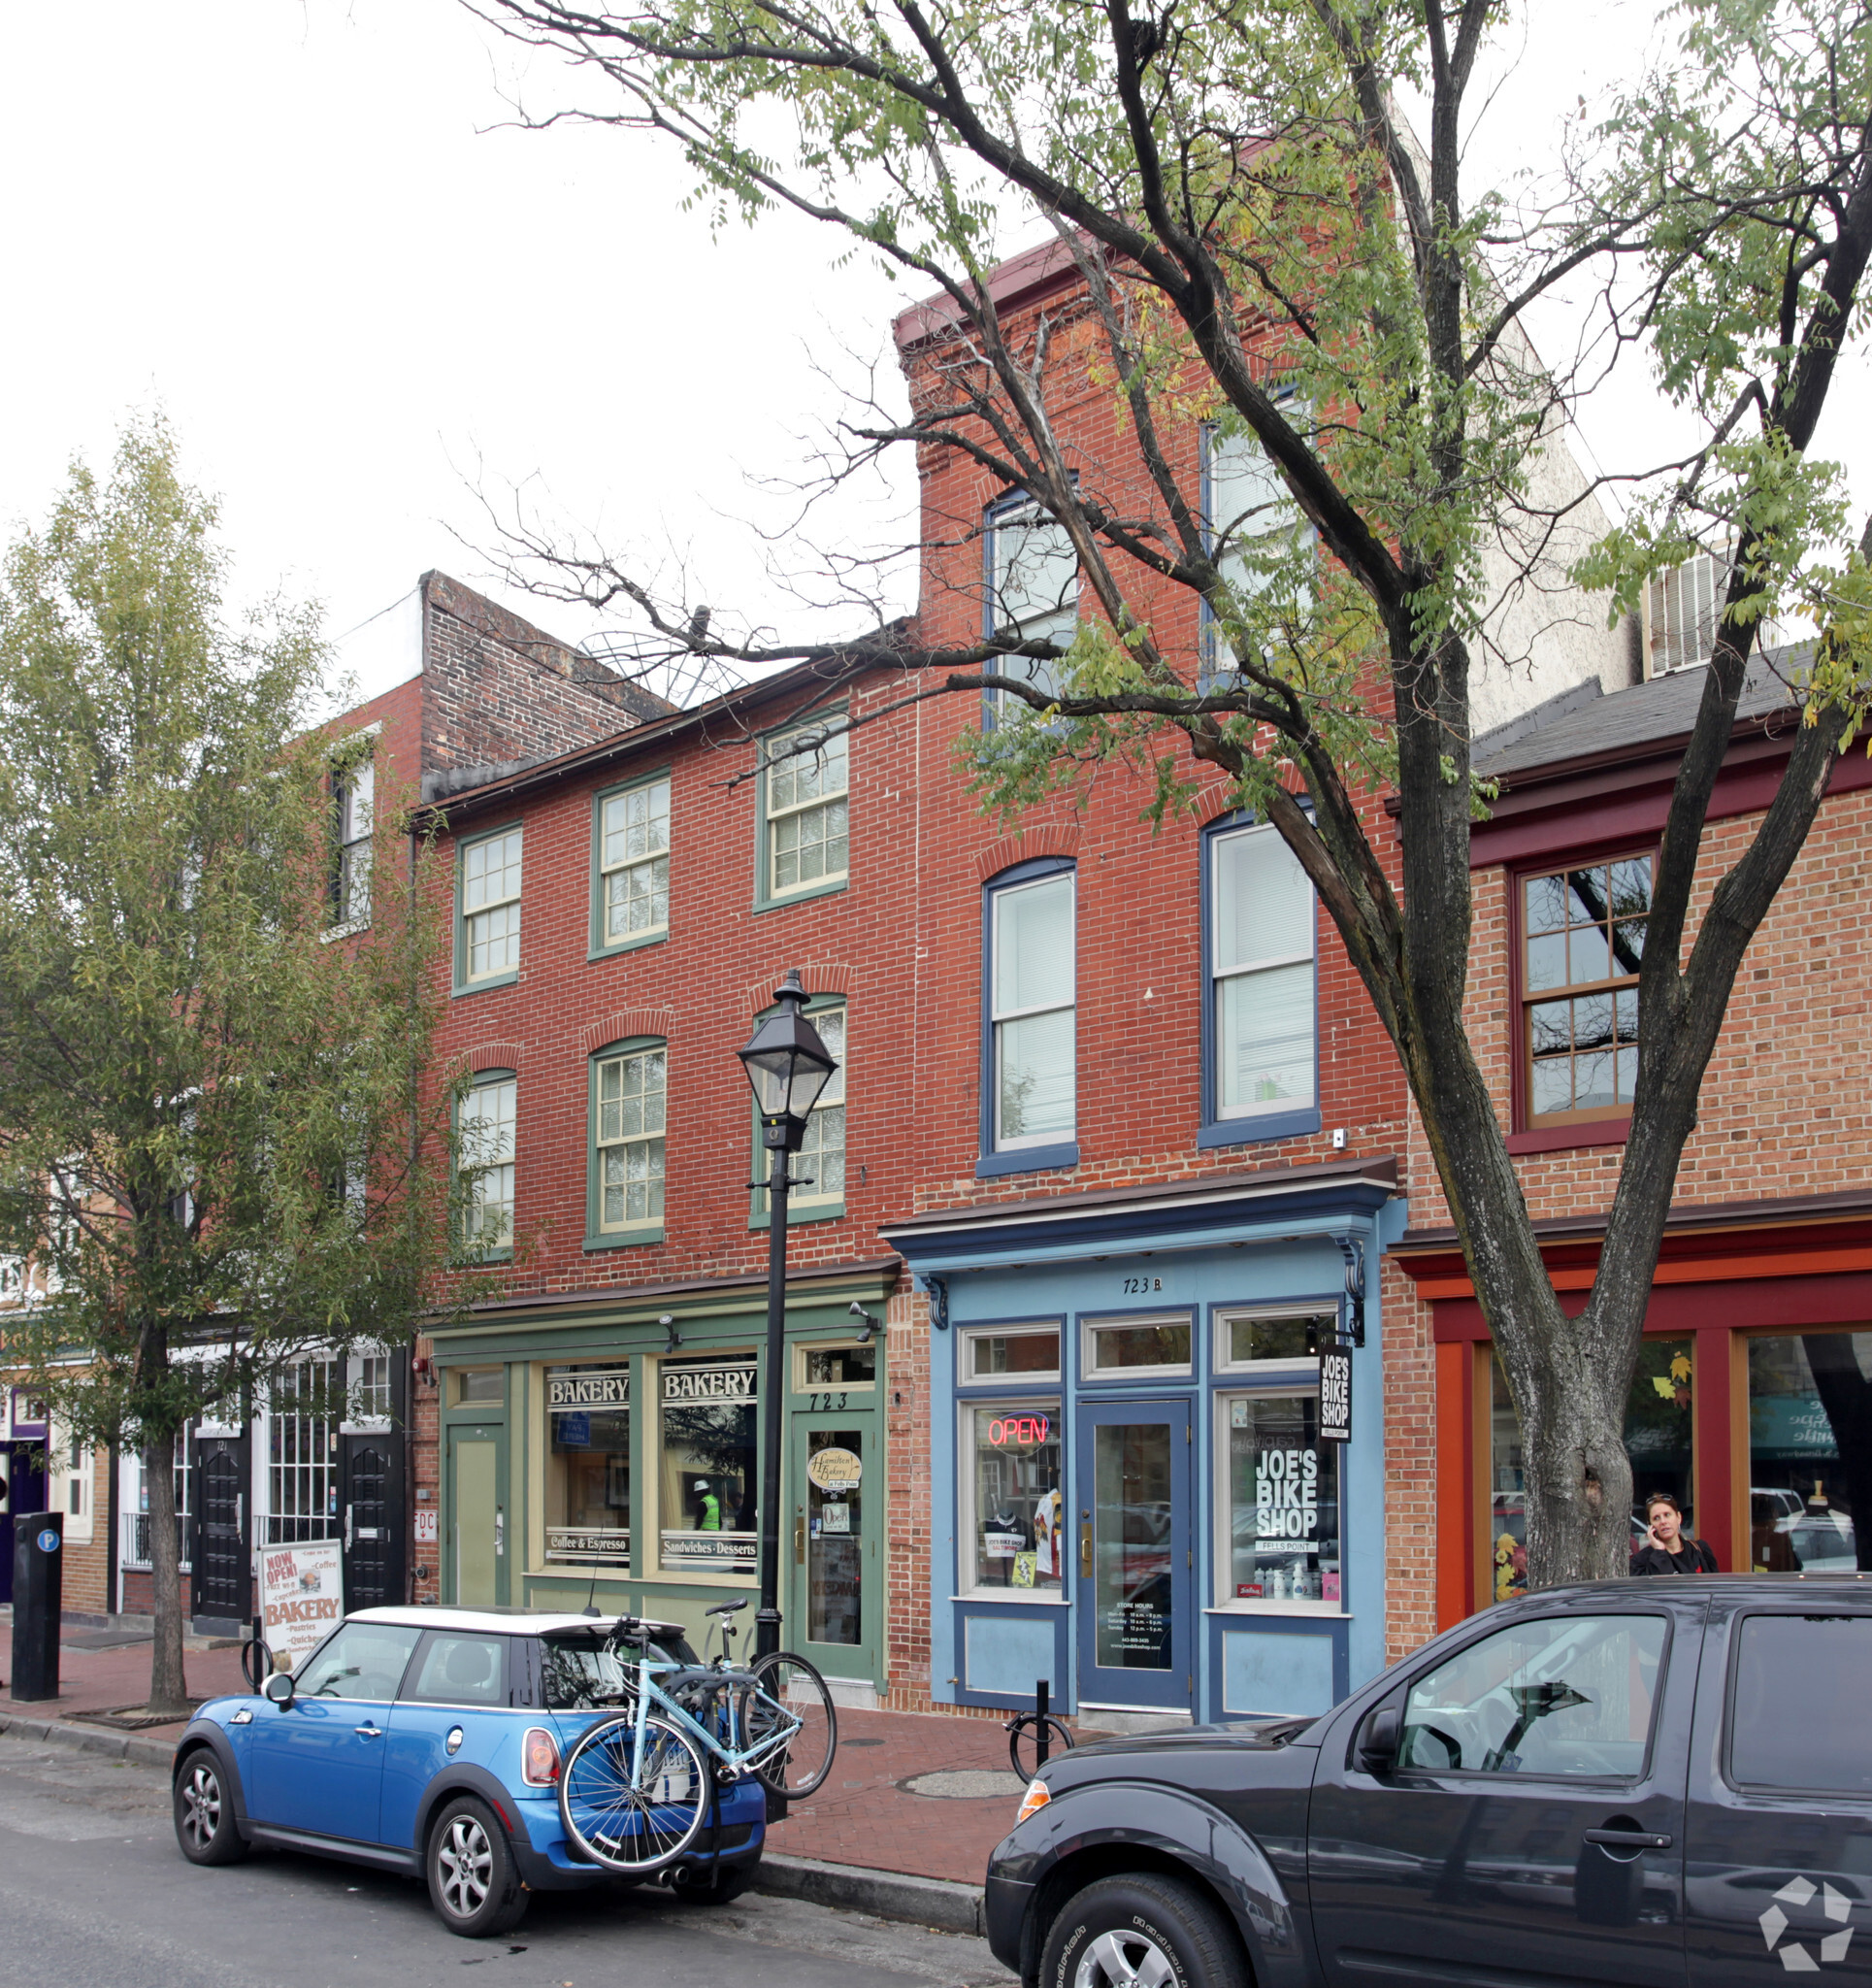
[0, 1732, 1014, 1988]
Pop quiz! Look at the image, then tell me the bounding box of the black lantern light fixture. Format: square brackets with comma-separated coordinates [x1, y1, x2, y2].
[736, 969, 837, 1656]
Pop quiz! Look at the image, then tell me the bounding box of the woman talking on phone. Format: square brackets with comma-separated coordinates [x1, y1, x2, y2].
[1629, 1490, 1719, 1574]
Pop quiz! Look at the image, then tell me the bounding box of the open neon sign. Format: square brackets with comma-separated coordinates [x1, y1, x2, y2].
[987, 1413, 1051, 1449]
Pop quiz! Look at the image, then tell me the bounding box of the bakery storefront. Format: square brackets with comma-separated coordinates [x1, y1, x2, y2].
[428, 1257, 897, 1705]
[885, 1158, 1401, 1727]
[1399, 1191, 1872, 1623]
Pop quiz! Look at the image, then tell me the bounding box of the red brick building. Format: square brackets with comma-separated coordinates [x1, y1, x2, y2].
[1393, 649, 1872, 1644]
[409, 241, 1631, 1722]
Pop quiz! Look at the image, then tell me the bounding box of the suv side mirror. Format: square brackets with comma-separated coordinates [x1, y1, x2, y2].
[1357, 1704, 1401, 1775]
[262, 1669, 295, 1706]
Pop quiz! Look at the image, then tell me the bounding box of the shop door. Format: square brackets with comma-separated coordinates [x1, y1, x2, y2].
[1073, 1399, 1194, 1713]
[0, 1441, 48, 1607]
[342, 1434, 405, 1610]
[787, 1418, 880, 1683]
[190, 1436, 250, 1624]
[448, 1425, 504, 1607]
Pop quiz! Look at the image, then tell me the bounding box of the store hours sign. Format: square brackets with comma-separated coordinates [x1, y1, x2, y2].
[1319, 1344, 1352, 1445]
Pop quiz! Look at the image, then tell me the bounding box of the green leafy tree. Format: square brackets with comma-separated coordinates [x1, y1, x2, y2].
[0, 422, 459, 1714]
[470, 0, 1872, 1590]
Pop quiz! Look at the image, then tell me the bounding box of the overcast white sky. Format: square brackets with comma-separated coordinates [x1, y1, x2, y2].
[1, 2, 1863, 709]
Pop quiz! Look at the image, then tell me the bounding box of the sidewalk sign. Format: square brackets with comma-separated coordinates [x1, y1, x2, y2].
[260, 1541, 345, 1671]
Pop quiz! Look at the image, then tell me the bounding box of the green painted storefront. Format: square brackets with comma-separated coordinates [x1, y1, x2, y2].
[431, 1260, 897, 1705]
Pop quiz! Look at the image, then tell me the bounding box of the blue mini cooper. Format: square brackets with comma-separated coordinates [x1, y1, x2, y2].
[169, 1607, 767, 1937]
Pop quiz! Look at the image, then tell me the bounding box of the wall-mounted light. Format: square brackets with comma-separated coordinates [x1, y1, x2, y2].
[848, 1301, 880, 1345]
[660, 1311, 680, 1353]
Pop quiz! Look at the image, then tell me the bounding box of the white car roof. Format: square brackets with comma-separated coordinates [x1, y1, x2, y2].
[345, 1605, 691, 1639]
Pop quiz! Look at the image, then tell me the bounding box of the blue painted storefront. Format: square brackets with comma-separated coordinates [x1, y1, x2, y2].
[884, 1160, 1403, 1726]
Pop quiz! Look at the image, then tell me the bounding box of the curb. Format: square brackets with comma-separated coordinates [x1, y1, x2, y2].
[755, 1850, 987, 1937]
[0, 1711, 176, 1772]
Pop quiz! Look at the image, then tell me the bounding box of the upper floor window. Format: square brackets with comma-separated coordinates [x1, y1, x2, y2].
[594, 1043, 666, 1237]
[459, 1072, 516, 1254]
[985, 492, 1076, 718]
[599, 776, 671, 947]
[989, 868, 1076, 1152]
[1208, 818, 1316, 1126]
[1522, 855, 1651, 1125]
[1202, 394, 1314, 678]
[759, 1003, 845, 1217]
[460, 827, 523, 985]
[331, 756, 375, 928]
[763, 721, 848, 900]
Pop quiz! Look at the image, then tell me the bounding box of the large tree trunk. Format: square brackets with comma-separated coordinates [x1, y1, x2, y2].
[145, 1431, 190, 1717]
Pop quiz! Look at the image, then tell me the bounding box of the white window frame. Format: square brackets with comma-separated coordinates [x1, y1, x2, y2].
[786, 1004, 846, 1210]
[990, 871, 1077, 1151]
[459, 1074, 517, 1252]
[957, 1322, 1064, 1388]
[595, 1044, 667, 1234]
[1212, 1305, 1333, 1380]
[461, 827, 523, 984]
[1202, 389, 1315, 676]
[600, 777, 672, 945]
[266, 1359, 340, 1546]
[985, 490, 1078, 718]
[764, 720, 850, 899]
[1209, 819, 1316, 1122]
[1081, 1310, 1195, 1380]
[342, 1348, 394, 1433]
[1212, 1383, 1341, 1615]
[956, 1395, 1067, 1604]
[331, 753, 375, 932]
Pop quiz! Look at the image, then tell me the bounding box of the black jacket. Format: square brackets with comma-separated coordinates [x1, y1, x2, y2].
[1630, 1539, 1719, 1575]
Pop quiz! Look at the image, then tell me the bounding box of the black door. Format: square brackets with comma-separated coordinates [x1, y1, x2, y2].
[341, 1433, 405, 1609]
[190, 1436, 250, 1624]
[1683, 1594, 1872, 1983]
[0, 1441, 48, 1607]
[1309, 1597, 1701, 1988]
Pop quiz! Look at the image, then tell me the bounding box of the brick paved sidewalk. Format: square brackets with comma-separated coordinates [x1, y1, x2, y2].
[4, 1628, 1096, 1889]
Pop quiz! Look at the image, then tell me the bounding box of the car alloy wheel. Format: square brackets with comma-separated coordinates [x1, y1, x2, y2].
[1074, 1929, 1177, 1988]
[436, 1813, 494, 1919]
[180, 1762, 221, 1856]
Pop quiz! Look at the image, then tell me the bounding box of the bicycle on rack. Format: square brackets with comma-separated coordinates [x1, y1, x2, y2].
[556, 1603, 838, 1876]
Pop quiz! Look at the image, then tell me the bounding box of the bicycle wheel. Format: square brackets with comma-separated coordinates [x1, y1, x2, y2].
[746, 1650, 837, 1799]
[558, 1711, 711, 1874]
[1007, 1712, 1075, 1780]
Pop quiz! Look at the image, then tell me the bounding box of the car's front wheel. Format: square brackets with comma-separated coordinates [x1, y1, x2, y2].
[173, 1750, 248, 1866]
[1040, 1873, 1241, 1988]
[425, 1796, 528, 1938]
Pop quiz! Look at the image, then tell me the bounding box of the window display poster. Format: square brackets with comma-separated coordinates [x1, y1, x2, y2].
[262, 1541, 344, 1669]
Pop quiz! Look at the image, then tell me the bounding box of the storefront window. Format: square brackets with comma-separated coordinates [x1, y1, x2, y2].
[545, 1365, 631, 1564]
[1221, 1393, 1341, 1605]
[1491, 1337, 1693, 1602]
[1220, 1311, 1334, 1368]
[1747, 1332, 1871, 1574]
[965, 1402, 1063, 1592]
[658, 1355, 758, 1575]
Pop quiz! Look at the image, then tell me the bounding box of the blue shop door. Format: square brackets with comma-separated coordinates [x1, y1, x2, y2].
[1074, 1399, 1194, 1714]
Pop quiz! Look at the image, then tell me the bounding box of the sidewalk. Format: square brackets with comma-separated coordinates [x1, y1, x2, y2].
[3, 1635, 1078, 1896]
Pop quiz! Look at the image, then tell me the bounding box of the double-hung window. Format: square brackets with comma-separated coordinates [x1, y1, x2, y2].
[757, 1004, 845, 1221]
[1521, 854, 1651, 1126]
[459, 1073, 516, 1254]
[598, 777, 670, 947]
[331, 755, 374, 928]
[762, 721, 848, 902]
[460, 827, 523, 985]
[1205, 817, 1317, 1139]
[986, 866, 1076, 1164]
[985, 492, 1077, 719]
[593, 1043, 666, 1240]
[1202, 393, 1314, 679]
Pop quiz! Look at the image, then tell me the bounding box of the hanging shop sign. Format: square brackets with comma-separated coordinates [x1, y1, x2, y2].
[1319, 1345, 1352, 1445]
[549, 1368, 631, 1411]
[806, 1446, 862, 1493]
[261, 1541, 345, 1669]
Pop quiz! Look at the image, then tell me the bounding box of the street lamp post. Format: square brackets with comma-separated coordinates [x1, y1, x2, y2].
[737, 969, 837, 1659]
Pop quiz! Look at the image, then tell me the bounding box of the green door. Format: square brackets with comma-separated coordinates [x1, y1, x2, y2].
[449, 1425, 505, 1607]
[787, 1413, 881, 1688]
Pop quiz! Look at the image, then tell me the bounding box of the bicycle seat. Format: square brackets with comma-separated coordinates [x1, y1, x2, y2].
[706, 1598, 748, 1617]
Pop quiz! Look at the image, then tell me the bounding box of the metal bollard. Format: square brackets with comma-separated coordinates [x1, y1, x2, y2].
[1035, 1678, 1051, 1768]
